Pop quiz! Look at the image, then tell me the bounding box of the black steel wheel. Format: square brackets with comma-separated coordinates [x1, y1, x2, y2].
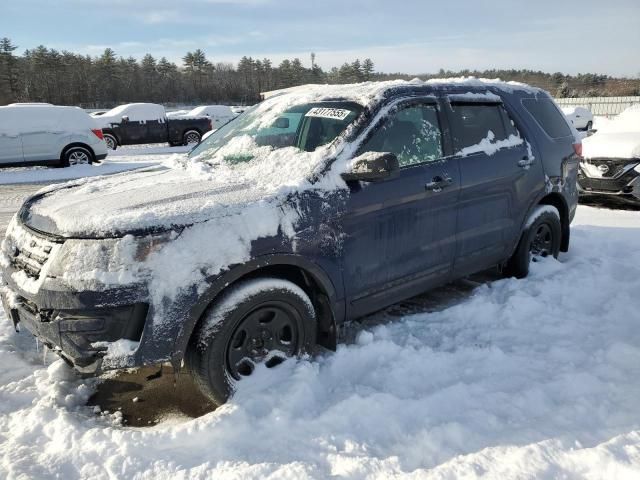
[186, 278, 316, 405]
[503, 206, 561, 279]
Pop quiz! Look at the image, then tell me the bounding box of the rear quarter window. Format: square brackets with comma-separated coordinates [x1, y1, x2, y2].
[522, 98, 572, 139]
[449, 103, 516, 152]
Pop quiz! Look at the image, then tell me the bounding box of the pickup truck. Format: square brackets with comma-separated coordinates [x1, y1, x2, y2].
[94, 103, 212, 150]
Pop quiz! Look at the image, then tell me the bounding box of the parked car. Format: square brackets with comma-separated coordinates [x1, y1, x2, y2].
[1, 80, 580, 405]
[577, 104, 640, 203]
[166, 109, 190, 118]
[561, 106, 593, 131]
[0, 104, 107, 167]
[94, 103, 212, 150]
[180, 105, 238, 129]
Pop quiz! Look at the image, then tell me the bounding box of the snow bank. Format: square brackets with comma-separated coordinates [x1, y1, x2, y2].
[0, 158, 164, 186]
[1, 205, 640, 478]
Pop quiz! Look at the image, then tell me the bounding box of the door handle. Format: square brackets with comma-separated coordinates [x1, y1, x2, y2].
[425, 174, 453, 192]
[517, 156, 535, 168]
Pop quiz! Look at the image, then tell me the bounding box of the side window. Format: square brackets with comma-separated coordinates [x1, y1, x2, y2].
[522, 98, 572, 139]
[361, 104, 443, 167]
[449, 103, 520, 152]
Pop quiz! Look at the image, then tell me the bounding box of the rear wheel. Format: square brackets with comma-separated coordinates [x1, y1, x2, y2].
[186, 278, 317, 405]
[61, 146, 93, 167]
[104, 134, 117, 150]
[586, 121, 593, 131]
[183, 130, 201, 146]
[503, 206, 561, 279]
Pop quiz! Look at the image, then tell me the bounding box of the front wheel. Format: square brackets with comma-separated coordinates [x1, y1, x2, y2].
[186, 278, 317, 405]
[585, 121, 593, 131]
[503, 206, 561, 279]
[183, 130, 201, 146]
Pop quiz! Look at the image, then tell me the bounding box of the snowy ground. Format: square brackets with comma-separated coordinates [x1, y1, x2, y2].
[1, 204, 640, 479]
[0, 143, 187, 186]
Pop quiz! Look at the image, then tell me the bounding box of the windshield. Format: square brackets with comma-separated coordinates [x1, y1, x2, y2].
[189, 100, 363, 165]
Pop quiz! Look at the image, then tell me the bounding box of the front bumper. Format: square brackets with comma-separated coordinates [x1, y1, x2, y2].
[577, 158, 640, 200]
[1, 287, 148, 373]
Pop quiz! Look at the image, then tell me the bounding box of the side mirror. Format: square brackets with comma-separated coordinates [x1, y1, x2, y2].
[273, 117, 290, 129]
[121, 115, 129, 123]
[341, 152, 399, 182]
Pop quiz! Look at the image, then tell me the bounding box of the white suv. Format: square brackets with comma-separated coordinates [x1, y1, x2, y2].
[0, 104, 108, 167]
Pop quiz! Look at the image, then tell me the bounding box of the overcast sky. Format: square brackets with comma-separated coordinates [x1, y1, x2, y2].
[2, 0, 639, 77]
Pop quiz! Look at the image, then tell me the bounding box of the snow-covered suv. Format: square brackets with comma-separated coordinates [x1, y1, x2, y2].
[0, 104, 108, 167]
[0, 79, 580, 405]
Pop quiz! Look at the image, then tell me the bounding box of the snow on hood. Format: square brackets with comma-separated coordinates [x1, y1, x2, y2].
[22, 166, 269, 237]
[582, 132, 640, 159]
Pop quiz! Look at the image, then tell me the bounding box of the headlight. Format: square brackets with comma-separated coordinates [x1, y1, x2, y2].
[133, 230, 181, 262]
[634, 163, 640, 174]
[46, 230, 181, 284]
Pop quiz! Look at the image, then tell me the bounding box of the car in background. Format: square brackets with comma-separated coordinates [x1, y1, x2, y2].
[1, 80, 580, 406]
[94, 103, 212, 150]
[578, 104, 640, 203]
[0, 104, 107, 167]
[179, 105, 238, 129]
[561, 106, 593, 131]
[231, 106, 250, 115]
[166, 109, 190, 118]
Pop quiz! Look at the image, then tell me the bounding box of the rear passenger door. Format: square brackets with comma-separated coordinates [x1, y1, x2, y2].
[446, 98, 543, 276]
[341, 100, 460, 316]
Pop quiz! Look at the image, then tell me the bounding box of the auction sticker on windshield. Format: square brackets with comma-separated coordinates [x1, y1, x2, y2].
[305, 107, 352, 120]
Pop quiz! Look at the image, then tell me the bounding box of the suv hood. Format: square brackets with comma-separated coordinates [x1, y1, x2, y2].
[21, 166, 270, 238]
[582, 131, 640, 160]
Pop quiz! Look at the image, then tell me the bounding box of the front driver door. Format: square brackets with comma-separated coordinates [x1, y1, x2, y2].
[0, 109, 24, 164]
[341, 100, 460, 318]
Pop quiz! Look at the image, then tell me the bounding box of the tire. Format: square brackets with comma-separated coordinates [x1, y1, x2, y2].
[186, 278, 317, 405]
[61, 146, 93, 167]
[183, 129, 201, 146]
[586, 121, 593, 131]
[104, 134, 117, 150]
[503, 205, 561, 279]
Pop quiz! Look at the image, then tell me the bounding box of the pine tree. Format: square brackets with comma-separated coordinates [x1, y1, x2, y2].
[362, 58, 374, 81]
[0, 37, 19, 103]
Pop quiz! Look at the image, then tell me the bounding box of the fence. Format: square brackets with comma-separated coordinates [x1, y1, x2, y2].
[554, 96, 640, 116]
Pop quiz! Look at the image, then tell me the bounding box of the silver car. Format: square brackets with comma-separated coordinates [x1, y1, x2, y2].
[0, 104, 108, 167]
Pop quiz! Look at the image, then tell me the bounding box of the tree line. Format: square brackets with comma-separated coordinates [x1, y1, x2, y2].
[1, 37, 638, 108]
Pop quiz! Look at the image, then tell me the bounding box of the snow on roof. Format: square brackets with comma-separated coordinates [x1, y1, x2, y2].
[261, 77, 541, 103]
[96, 103, 166, 126]
[0, 105, 94, 136]
[188, 105, 236, 117]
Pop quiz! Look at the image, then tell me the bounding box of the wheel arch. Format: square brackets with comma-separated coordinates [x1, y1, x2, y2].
[537, 192, 570, 252]
[102, 129, 119, 145]
[173, 254, 341, 366]
[183, 127, 202, 138]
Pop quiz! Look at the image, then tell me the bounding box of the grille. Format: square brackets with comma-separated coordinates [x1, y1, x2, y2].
[582, 158, 639, 179]
[578, 168, 638, 193]
[9, 231, 56, 280]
